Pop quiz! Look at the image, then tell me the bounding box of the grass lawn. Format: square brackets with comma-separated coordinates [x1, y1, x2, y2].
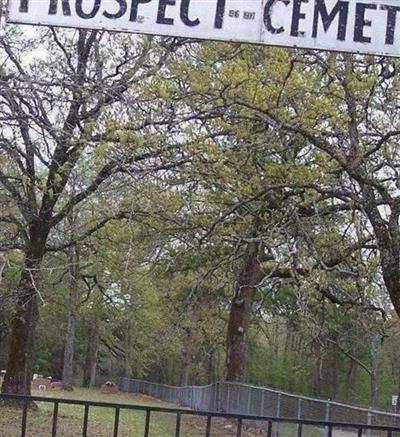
[0, 388, 207, 436]
[0, 388, 336, 436]
[0, 388, 272, 436]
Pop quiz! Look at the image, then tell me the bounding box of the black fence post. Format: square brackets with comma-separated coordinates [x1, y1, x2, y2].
[113, 407, 120, 437]
[144, 410, 151, 437]
[21, 399, 28, 437]
[82, 404, 89, 437]
[51, 401, 59, 437]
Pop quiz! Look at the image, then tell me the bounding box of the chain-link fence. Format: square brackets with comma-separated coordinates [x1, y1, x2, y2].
[117, 377, 400, 431]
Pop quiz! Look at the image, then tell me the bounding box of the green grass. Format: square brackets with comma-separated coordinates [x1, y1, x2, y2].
[0, 388, 243, 436]
[0, 388, 336, 436]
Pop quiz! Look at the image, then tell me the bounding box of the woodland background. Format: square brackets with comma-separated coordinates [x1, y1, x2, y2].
[0, 27, 400, 410]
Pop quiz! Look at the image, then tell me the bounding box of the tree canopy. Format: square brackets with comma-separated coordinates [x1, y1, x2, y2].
[0, 27, 399, 409]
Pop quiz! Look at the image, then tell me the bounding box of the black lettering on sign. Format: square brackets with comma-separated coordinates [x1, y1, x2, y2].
[214, 0, 226, 29]
[49, 0, 72, 15]
[181, 0, 200, 27]
[381, 4, 400, 45]
[130, 0, 151, 22]
[264, 0, 290, 35]
[19, 0, 29, 12]
[76, 0, 101, 19]
[312, 0, 349, 41]
[157, 0, 175, 25]
[354, 3, 377, 43]
[243, 12, 256, 21]
[104, 0, 127, 19]
[291, 0, 308, 37]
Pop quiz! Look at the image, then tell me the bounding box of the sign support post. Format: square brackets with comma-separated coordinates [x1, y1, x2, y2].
[0, 0, 7, 34]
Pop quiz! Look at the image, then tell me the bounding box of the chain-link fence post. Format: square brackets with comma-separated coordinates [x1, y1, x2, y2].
[367, 407, 372, 437]
[297, 398, 302, 419]
[214, 383, 219, 412]
[297, 398, 302, 437]
[247, 387, 252, 415]
[324, 400, 331, 437]
[227, 383, 231, 413]
[260, 389, 265, 416]
[275, 391, 281, 437]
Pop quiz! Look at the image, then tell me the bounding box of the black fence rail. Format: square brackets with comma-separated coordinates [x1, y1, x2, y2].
[2, 394, 400, 437]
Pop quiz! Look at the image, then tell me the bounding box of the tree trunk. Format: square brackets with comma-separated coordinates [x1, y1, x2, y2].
[361, 185, 400, 319]
[124, 316, 132, 378]
[180, 346, 192, 386]
[62, 243, 79, 391]
[370, 369, 379, 408]
[345, 358, 358, 400]
[226, 242, 263, 382]
[83, 324, 99, 388]
[1, 256, 42, 395]
[62, 313, 77, 390]
[369, 334, 380, 407]
[206, 350, 214, 385]
[396, 368, 400, 413]
[312, 343, 323, 397]
[326, 347, 339, 399]
[180, 328, 192, 386]
[0, 331, 6, 359]
[50, 348, 64, 381]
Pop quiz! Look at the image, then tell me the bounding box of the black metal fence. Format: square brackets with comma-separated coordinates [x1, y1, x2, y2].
[2, 393, 400, 437]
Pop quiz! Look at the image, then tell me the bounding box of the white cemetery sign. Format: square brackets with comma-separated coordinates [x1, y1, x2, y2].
[4, 0, 400, 57]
